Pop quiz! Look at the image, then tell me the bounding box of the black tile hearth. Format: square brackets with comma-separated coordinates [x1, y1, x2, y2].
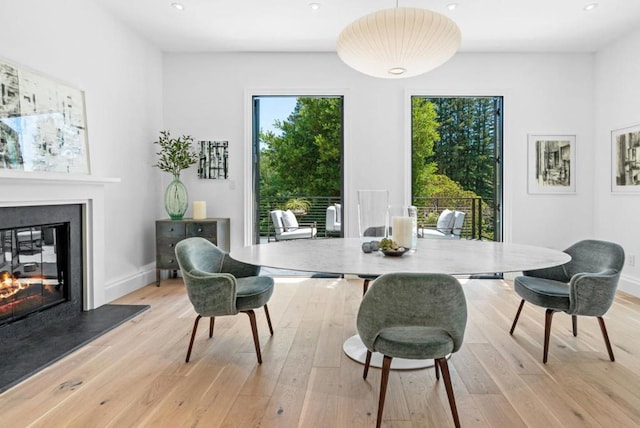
[0, 304, 149, 393]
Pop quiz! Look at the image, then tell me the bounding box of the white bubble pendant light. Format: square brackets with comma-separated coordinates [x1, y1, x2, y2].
[337, 7, 461, 79]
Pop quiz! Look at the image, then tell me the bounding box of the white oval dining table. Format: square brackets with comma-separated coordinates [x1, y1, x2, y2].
[231, 238, 570, 369]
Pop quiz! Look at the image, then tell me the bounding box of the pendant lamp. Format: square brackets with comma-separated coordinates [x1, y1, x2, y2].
[336, 7, 461, 79]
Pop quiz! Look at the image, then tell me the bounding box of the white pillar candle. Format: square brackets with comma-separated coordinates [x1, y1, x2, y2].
[193, 201, 207, 220]
[392, 216, 413, 249]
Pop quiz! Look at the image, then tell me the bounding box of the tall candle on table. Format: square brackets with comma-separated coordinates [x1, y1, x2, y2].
[392, 216, 413, 248]
[193, 201, 207, 220]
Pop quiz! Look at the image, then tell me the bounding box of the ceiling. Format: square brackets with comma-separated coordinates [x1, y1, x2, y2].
[94, 0, 640, 53]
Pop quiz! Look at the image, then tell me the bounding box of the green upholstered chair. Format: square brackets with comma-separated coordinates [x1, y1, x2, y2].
[175, 237, 274, 364]
[510, 239, 625, 363]
[357, 273, 467, 428]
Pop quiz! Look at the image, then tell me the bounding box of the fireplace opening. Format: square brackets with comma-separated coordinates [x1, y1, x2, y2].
[1, 223, 70, 326]
[0, 204, 83, 340]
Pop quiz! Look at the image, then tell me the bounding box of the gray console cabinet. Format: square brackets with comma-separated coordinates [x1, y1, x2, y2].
[155, 218, 230, 285]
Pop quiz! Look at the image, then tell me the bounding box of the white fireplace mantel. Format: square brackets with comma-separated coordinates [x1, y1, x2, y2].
[0, 171, 119, 185]
[0, 172, 121, 310]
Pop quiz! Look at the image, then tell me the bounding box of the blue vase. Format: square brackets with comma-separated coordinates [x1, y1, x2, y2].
[164, 174, 188, 220]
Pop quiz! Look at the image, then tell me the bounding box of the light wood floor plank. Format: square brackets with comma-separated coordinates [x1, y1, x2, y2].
[399, 367, 462, 427]
[313, 279, 346, 368]
[220, 394, 271, 428]
[518, 374, 602, 428]
[546, 362, 640, 427]
[472, 393, 528, 428]
[259, 281, 324, 427]
[450, 344, 501, 395]
[298, 367, 341, 427]
[1, 277, 640, 427]
[336, 344, 378, 427]
[469, 342, 563, 428]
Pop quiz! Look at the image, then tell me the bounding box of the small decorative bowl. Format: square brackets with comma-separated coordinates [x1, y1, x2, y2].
[379, 247, 409, 257]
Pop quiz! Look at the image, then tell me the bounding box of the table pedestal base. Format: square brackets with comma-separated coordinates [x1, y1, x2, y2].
[343, 334, 436, 370]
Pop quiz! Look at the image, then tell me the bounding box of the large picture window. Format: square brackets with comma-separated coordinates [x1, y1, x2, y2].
[411, 96, 503, 242]
[252, 95, 344, 244]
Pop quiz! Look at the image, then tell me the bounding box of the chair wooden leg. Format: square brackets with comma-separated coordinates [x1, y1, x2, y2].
[363, 279, 370, 296]
[376, 356, 393, 428]
[186, 315, 202, 363]
[362, 349, 371, 379]
[244, 310, 263, 364]
[543, 309, 555, 364]
[434, 358, 440, 380]
[597, 316, 615, 362]
[264, 304, 274, 336]
[209, 317, 215, 338]
[572, 315, 578, 337]
[363, 350, 372, 379]
[437, 357, 461, 428]
[510, 299, 525, 335]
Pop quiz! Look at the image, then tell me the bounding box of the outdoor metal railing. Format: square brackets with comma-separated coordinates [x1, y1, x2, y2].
[259, 196, 487, 241]
[259, 196, 341, 238]
[412, 197, 484, 240]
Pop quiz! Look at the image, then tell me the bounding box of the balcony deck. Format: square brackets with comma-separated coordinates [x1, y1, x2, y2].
[260, 196, 489, 241]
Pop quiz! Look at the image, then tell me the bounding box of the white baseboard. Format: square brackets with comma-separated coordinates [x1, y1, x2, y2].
[502, 272, 519, 281]
[619, 274, 640, 298]
[103, 263, 157, 303]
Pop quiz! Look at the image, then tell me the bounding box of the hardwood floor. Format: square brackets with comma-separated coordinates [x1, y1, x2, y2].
[2, 277, 640, 427]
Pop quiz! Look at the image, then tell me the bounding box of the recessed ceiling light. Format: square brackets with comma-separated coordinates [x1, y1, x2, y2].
[447, 3, 458, 11]
[309, 3, 320, 10]
[171, 3, 184, 11]
[583, 3, 598, 11]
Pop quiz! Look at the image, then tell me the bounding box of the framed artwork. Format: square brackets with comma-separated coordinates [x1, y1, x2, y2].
[528, 134, 576, 194]
[611, 124, 640, 193]
[198, 140, 228, 179]
[0, 58, 90, 174]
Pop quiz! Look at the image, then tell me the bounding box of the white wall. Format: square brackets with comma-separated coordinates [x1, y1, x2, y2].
[0, 0, 164, 303]
[164, 52, 595, 253]
[594, 28, 640, 295]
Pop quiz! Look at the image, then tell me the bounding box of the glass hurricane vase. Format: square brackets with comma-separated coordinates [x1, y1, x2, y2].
[164, 174, 188, 220]
[358, 190, 389, 242]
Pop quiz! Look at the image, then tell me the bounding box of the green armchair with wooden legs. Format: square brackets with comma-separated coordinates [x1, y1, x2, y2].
[175, 237, 274, 364]
[510, 239, 625, 363]
[357, 273, 467, 428]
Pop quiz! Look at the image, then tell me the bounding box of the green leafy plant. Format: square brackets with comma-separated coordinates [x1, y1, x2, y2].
[284, 197, 311, 214]
[153, 130, 198, 176]
[377, 238, 400, 250]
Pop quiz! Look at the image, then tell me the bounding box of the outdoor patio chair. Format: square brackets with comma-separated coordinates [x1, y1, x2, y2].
[268, 209, 317, 242]
[420, 210, 466, 239]
[325, 204, 341, 236]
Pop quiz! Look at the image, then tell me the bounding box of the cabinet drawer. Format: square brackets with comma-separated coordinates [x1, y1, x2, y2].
[156, 238, 180, 268]
[157, 237, 181, 254]
[157, 252, 180, 270]
[156, 222, 185, 238]
[186, 222, 217, 239]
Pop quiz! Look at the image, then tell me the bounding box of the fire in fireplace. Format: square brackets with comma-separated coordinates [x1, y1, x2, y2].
[0, 223, 69, 325]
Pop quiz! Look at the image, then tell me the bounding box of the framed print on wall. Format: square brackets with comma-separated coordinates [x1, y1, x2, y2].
[198, 140, 229, 179]
[611, 124, 640, 193]
[0, 58, 90, 174]
[528, 134, 576, 194]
